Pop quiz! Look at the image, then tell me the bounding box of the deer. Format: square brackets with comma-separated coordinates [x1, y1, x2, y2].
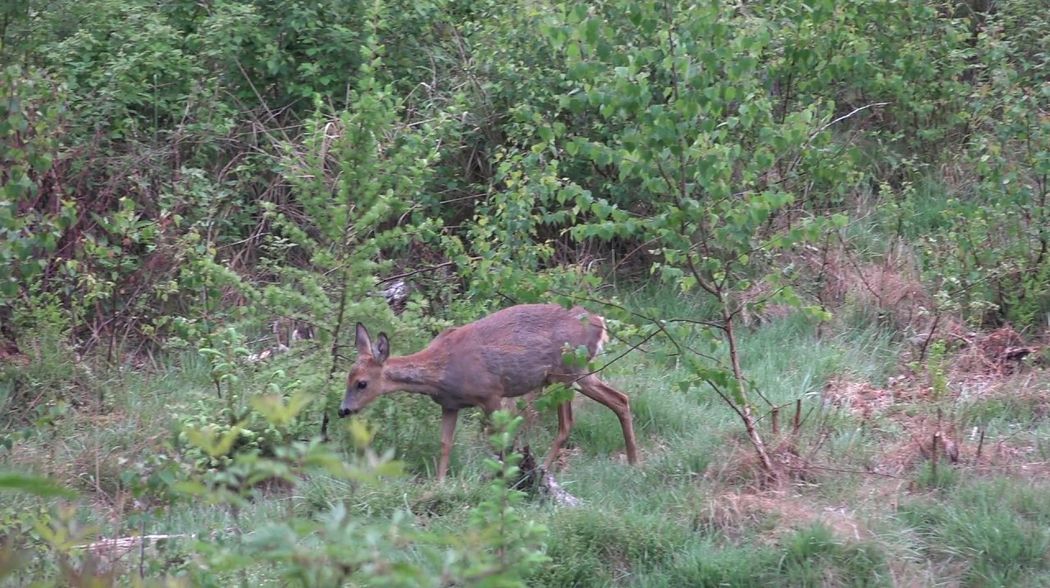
[339, 303, 639, 481]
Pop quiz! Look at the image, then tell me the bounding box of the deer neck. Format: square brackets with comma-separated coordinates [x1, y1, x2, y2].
[381, 352, 444, 397]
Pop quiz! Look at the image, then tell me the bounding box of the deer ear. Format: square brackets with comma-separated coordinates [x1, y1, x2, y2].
[355, 323, 373, 358]
[375, 332, 390, 363]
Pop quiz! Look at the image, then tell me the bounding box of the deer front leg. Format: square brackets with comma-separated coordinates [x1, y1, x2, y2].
[437, 408, 459, 482]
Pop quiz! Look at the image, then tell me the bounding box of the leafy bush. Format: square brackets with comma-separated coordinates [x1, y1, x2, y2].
[172, 327, 319, 471]
[0, 66, 71, 319]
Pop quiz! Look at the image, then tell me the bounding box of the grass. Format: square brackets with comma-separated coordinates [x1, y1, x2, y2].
[2, 297, 1049, 587]
[898, 479, 1050, 586]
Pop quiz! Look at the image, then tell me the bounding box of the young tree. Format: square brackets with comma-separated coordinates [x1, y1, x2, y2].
[542, 1, 845, 479]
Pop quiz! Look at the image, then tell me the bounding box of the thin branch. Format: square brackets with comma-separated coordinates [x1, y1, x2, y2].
[783, 102, 891, 179]
[375, 261, 462, 285]
[612, 236, 662, 274]
[789, 461, 904, 480]
[591, 328, 662, 374]
[563, 327, 663, 383]
[917, 311, 943, 363]
[834, 232, 885, 306]
[664, 317, 725, 331]
[706, 381, 748, 422]
[683, 251, 721, 296]
[812, 102, 890, 139]
[548, 290, 724, 365]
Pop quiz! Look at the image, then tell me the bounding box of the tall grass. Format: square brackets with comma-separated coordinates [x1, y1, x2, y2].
[4, 289, 1050, 586]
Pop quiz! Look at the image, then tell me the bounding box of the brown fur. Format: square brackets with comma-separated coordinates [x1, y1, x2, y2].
[341, 304, 638, 480]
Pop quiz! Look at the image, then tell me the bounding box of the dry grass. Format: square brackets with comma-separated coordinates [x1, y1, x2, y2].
[823, 345, 1048, 478]
[949, 325, 1040, 377]
[695, 488, 869, 545]
[742, 240, 947, 335]
[822, 377, 896, 420]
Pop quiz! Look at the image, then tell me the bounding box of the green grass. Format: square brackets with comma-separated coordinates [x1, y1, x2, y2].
[898, 479, 1050, 586]
[3, 303, 1050, 587]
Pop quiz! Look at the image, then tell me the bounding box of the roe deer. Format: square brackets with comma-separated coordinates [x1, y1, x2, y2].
[339, 303, 638, 481]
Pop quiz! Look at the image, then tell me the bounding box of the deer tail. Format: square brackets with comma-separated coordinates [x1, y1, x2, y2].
[594, 315, 610, 355]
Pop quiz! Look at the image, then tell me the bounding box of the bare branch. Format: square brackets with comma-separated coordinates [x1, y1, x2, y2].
[812, 102, 890, 139]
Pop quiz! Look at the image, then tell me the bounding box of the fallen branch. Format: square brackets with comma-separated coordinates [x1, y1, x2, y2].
[75, 534, 188, 560]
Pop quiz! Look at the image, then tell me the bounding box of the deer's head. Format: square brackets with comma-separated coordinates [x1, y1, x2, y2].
[339, 323, 389, 417]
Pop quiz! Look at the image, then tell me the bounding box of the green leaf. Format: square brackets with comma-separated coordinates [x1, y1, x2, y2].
[0, 472, 76, 498]
[251, 392, 315, 427]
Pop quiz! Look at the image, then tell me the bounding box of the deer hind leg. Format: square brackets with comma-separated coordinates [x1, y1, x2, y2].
[437, 408, 459, 482]
[543, 399, 575, 472]
[576, 374, 638, 465]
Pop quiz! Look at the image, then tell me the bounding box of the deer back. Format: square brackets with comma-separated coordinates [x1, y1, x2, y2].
[425, 304, 607, 402]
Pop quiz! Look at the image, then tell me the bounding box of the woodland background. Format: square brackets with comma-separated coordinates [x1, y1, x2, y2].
[1, 0, 1048, 585]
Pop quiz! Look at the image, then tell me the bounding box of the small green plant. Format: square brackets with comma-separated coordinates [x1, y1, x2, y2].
[175, 398, 547, 586]
[197, 326, 249, 402]
[913, 339, 949, 400]
[451, 411, 550, 585]
[0, 472, 113, 585]
[914, 458, 959, 492]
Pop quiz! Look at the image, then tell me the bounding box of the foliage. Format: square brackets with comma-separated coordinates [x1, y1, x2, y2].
[882, 0, 1049, 328]
[0, 66, 70, 309]
[175, 328, 318, 471]
[3, 391, 548, 586]
[531, 0, 853, 477]
[2, 0, 1046, 346]
[446, 411, 550, 586]
[1, 0, 1049, 584]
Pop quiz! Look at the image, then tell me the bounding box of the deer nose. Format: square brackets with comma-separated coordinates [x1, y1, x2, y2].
[338, 407, 357, 418]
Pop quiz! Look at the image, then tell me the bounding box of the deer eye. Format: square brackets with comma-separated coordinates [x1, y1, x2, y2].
[356, 380, 368, 390]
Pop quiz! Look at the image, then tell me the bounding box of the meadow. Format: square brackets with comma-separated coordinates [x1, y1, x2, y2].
[4, 286, 1048, 586]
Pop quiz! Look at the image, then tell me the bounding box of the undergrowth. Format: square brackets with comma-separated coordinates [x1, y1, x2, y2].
[4, 293, 1047, 586]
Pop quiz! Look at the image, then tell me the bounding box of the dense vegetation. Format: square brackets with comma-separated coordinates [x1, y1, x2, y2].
[1, 0, 1048, 585]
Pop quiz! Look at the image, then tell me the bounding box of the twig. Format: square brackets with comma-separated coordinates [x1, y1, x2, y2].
[812, 102, 891, 138]
[793, 398, 802, 435]
[664, 317, 727, 331]
[975, 428, 985, 462]
[834, 232, 886, 306]
[611, 236, 662, 274]
[930, 432, 939, 479]
[375, 261, 460, 285]
[783, 102, 891, 180]
[789, 461, 903, 480]
[918, 312, 942, 363]
[586, 328, 662, 377]
[546, 290, 721, 364]
[138, 518, 146, 579]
